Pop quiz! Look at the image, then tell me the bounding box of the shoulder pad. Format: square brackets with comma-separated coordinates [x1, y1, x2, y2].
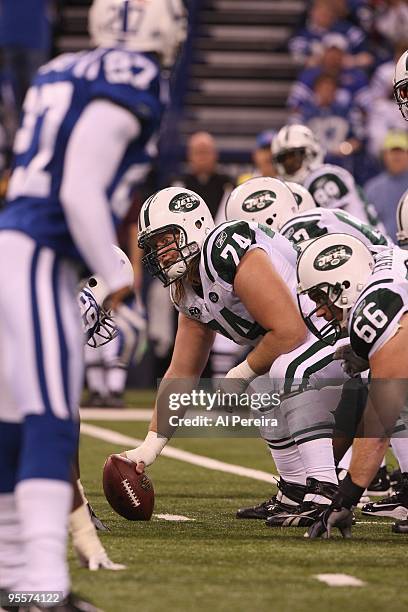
[203, 221, 255, 285]
[350, 287, 404, 360]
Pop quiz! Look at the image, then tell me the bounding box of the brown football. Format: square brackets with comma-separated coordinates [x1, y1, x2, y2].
[102, 454, 154, 520]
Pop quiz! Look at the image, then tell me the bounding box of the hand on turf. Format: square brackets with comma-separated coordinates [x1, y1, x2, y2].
[81, 550, 127, 572]
[333, 344, 369, 378]
[70, 504, 126, 571]
[305, 506, 353, 539]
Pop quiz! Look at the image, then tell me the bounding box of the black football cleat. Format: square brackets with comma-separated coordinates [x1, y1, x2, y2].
[266, 500, 331, 527]
[85, 392, 106, 408]
[236, 495, 277, 519]
[362, 472, 408, 520]
[87, 503, 110, 531]
[266, 478, 339, 528]
[392, 519, 408, 534]
[236, 478, 306, 519]
[366, 466, 391, 496]
[104, 392, 125, 409]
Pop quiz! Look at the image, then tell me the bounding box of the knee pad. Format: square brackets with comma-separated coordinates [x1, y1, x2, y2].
[281, 389, 335, 445]
[259, 405, 291, 443]
[18, 414, 79, 483]
[0, 422, 22, 492]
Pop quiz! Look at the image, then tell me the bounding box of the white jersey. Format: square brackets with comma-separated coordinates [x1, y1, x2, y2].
[171, 220, 300, 346]
[303, 164, 378, 226]
[280, 208, 391, 249]
[349, 246, 408, 360]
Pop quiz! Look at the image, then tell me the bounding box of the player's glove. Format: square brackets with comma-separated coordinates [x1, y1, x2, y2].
[305, 505, 353, 539]
[69, 504, 126, 571]
[334, 344, 369, 378]
[305, 474, 364, 539]
[217, 360, 258, 411]
[124, 430, 168, 473]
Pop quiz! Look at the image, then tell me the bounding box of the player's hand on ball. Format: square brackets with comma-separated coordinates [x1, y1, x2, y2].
[123, 431, 168, 472]
[305, 506, 353, 539]
[121, 450, 146, 474]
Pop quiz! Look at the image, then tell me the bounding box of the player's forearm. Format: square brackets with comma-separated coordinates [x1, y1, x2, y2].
[60, 100, 140, 291]
[247, 327, 307, 375]
[63, 189, 124, 292]
[126, 370, 200, 465]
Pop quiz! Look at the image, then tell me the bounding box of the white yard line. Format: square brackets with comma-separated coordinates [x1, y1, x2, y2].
[154, 514, 195, 522]
[314, 574, 366, 587]
[80, 422, 277, 484]
[356, 521, 392, 525]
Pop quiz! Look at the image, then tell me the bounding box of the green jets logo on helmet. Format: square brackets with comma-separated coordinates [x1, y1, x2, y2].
[313, 245, 352, 271]
[242, 190, 276, 213]
[169, 192, 201, 213]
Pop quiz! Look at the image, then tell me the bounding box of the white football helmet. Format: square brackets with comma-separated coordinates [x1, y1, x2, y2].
[83, 245, 134, 347]
[225, 176, 298, 230]
[396, 188, 408, 247]
[297, 233, 374, 344]
[89, 0, 187, 66]
[394, 50, 408, 121]
[271, 124, 324, 183]
[285, 181, 316, 212]
[138, 187, 214, 286]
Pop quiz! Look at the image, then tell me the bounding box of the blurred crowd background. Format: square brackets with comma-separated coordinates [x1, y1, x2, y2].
[0, 0, 407, 402]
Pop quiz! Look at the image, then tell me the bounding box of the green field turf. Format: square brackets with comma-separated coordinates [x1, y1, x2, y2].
[74, 394, 408, 612]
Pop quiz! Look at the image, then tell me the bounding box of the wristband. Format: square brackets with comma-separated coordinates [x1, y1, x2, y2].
[69, 503, 94, 536]
[125, 430, 168, 464]
[335, 473, 365, 509]
[226, 359, 258, 383]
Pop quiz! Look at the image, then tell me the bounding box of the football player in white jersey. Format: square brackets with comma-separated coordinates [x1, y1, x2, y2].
[271, 124, 379, 226]
[0, 0, 186, 609]
[122, 184, 351, 529]
[297, 233, 408, 537]
[360, 189, 408, 530]
[223, 177, 392, 525]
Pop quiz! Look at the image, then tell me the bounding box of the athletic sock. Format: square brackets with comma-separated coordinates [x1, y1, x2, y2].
[391, 438, 408, 473]
[15, 479, 72, 594]
[0, 493, 24, 590]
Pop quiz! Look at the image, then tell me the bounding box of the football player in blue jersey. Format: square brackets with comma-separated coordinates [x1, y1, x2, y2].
[0, 0, 186, 609]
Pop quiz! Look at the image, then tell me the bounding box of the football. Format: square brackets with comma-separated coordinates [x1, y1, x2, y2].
[102, 454, 155, 521]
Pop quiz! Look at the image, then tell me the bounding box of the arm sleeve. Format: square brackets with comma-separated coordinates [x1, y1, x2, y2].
[60, 99, 140, 293]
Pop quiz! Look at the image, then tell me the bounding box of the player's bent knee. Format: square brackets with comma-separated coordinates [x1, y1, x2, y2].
[0, 421, 22, 492]
[18, 414, 79, 482]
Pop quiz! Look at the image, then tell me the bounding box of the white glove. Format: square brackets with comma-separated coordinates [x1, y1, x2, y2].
[69, 504, 126, 571]
[125, 430, 168, 470]
[217, 360, 258, 410]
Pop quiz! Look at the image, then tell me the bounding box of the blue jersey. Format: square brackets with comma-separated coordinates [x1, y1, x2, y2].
[0, 48, 163, 261]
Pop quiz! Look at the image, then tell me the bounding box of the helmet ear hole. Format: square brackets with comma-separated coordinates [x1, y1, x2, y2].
[342, 280, 351, 289]
[266, 218, 273, 225]
[195, 220, 202, 229]
[88, 277, 97, 288]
